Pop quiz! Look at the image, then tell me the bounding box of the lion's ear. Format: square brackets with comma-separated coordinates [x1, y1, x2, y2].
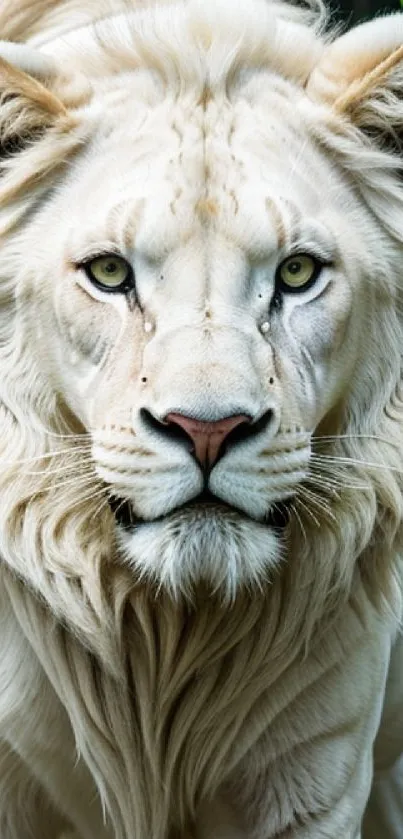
[0, 43, 65, 159]
[307, 15, 403, 153]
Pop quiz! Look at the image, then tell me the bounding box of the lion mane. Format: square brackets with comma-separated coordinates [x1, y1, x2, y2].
[0, 1, 402, 838]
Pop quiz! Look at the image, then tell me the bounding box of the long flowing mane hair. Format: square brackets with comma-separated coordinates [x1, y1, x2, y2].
[0, 1, 402, 836]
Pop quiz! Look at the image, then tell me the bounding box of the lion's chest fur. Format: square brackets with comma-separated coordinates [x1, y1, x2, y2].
[10, 584, 386, 839]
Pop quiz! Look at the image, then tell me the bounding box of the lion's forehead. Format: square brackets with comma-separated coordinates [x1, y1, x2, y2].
[64, 87, 335, 261]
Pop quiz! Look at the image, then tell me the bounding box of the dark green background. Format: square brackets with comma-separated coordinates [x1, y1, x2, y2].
[331, 0, 400, 24]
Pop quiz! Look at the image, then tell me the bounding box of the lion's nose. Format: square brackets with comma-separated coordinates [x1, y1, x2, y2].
[165, 412, 251, 468]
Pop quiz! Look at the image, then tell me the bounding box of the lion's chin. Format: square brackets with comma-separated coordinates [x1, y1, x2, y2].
[117, 503, 283, 600]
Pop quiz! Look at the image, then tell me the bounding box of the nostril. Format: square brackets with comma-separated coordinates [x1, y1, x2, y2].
[139, 408, 193, 449]
[223, 408, 274, 451]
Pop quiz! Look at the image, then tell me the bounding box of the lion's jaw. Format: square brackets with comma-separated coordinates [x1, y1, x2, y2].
[10, 44, 375, 598]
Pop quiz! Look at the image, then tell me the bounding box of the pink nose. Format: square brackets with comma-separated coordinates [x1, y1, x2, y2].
[165, 412, 250, 468]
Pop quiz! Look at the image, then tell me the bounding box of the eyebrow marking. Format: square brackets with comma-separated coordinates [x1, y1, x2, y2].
[265, 196, 286, 249]
[284, 200, 302, 246]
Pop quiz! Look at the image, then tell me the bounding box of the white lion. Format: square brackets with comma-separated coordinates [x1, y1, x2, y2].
[0, 0, 402, 836]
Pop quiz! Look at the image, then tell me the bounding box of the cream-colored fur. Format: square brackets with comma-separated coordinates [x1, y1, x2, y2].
[0, 1, 403, 837]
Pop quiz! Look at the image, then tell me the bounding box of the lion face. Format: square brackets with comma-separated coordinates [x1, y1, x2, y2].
[2, 0, 403, 605]
[15, 67, 377, 597]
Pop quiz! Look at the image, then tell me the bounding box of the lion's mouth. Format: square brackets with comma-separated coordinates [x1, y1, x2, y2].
[108, 490, 291, 530]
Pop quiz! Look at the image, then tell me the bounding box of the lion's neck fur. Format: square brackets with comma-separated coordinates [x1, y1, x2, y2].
[2, 557, 387, 839]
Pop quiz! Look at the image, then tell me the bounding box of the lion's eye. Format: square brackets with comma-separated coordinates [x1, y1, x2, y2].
[82, 254, 133, 291]
[276, 254, 320, 292]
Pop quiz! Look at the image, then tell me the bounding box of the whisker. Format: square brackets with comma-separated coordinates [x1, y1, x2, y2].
[294, 492, 321, 528]
[306, 471, 368, 492]
[0, 447, 93, 468]
[310, 453, 402, 473]
[64, 487, 109, 509]
[311, 433, 400, 446]
[80, 487, 110, 506]
[299, 484, 338, 520]
[89, 495, 112, 521]
[22, 460, 95, 479]
[289, 500, 308, 542]
[109, 494, 130, 519]
[303, 487, 336, 520]
[43, 429, 91, 440]
[34, 475, 103, 494]
[19, 483, 107, 519]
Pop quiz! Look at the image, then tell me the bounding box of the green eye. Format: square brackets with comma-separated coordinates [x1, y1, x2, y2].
[83, 254, 133, 291]
[277, 254, 320, 291]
